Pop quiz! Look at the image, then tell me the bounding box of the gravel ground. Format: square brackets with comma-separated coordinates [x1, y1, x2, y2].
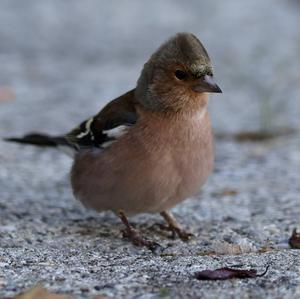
[1, 1, 300, 298]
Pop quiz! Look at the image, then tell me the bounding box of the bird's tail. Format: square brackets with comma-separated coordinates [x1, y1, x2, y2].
[4, 133, 68, 147]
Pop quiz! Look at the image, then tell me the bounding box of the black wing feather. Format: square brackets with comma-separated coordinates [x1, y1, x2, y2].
[4, 89, 138, 152]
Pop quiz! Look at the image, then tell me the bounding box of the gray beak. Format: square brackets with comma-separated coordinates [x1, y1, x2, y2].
[192, 75, 222, 93]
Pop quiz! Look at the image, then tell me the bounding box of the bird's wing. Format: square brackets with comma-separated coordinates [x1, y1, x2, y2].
[65, 89, 138, 151]
[4, 89, 138, 156]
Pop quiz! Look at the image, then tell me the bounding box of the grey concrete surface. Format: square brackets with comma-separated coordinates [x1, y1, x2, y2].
[1, 1, 300, 298]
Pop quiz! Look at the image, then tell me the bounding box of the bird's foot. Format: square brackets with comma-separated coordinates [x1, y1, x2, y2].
[160, 211, 195, 241]
[157, 223, 194, 241]
[118, 210, 163, 253]
[121, 227, 162, 253]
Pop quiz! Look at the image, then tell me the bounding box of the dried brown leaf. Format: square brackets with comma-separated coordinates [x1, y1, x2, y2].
[289, 228, 300, 249]
[212, 240, 257, 255]
[0, 87, 15, 103]
[216, 129, 296, 142]
[0, 286, 107, 299]
[258, 246, 274, 253]
[212, 188, 238, 198]
[11, 285, 72, 299]
[195, 265, 269, 280]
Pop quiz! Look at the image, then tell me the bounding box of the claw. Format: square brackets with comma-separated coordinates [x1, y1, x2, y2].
[118, 210, 164, 253]
[160, 211, 194, 241]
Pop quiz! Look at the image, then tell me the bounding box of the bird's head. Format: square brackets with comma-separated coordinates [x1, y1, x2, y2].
[136, 32, 222, 112]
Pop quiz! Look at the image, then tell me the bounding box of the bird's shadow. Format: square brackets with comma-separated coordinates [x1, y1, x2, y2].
[61, 212, 180, 243]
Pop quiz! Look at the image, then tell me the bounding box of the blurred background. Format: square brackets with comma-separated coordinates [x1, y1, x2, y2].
[0, 0, 299, 136]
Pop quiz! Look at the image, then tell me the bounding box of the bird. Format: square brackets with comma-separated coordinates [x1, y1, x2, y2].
[5, 32, 222, 251]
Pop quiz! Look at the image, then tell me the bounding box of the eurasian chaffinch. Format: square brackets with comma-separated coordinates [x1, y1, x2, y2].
[6, 33, 222, 251]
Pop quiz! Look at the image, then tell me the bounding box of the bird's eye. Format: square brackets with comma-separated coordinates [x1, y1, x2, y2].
[175, 70, 187, 80]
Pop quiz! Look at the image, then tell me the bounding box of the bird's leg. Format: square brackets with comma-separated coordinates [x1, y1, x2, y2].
[160, 211, 194, 241]
[117, 210, 161, 252]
